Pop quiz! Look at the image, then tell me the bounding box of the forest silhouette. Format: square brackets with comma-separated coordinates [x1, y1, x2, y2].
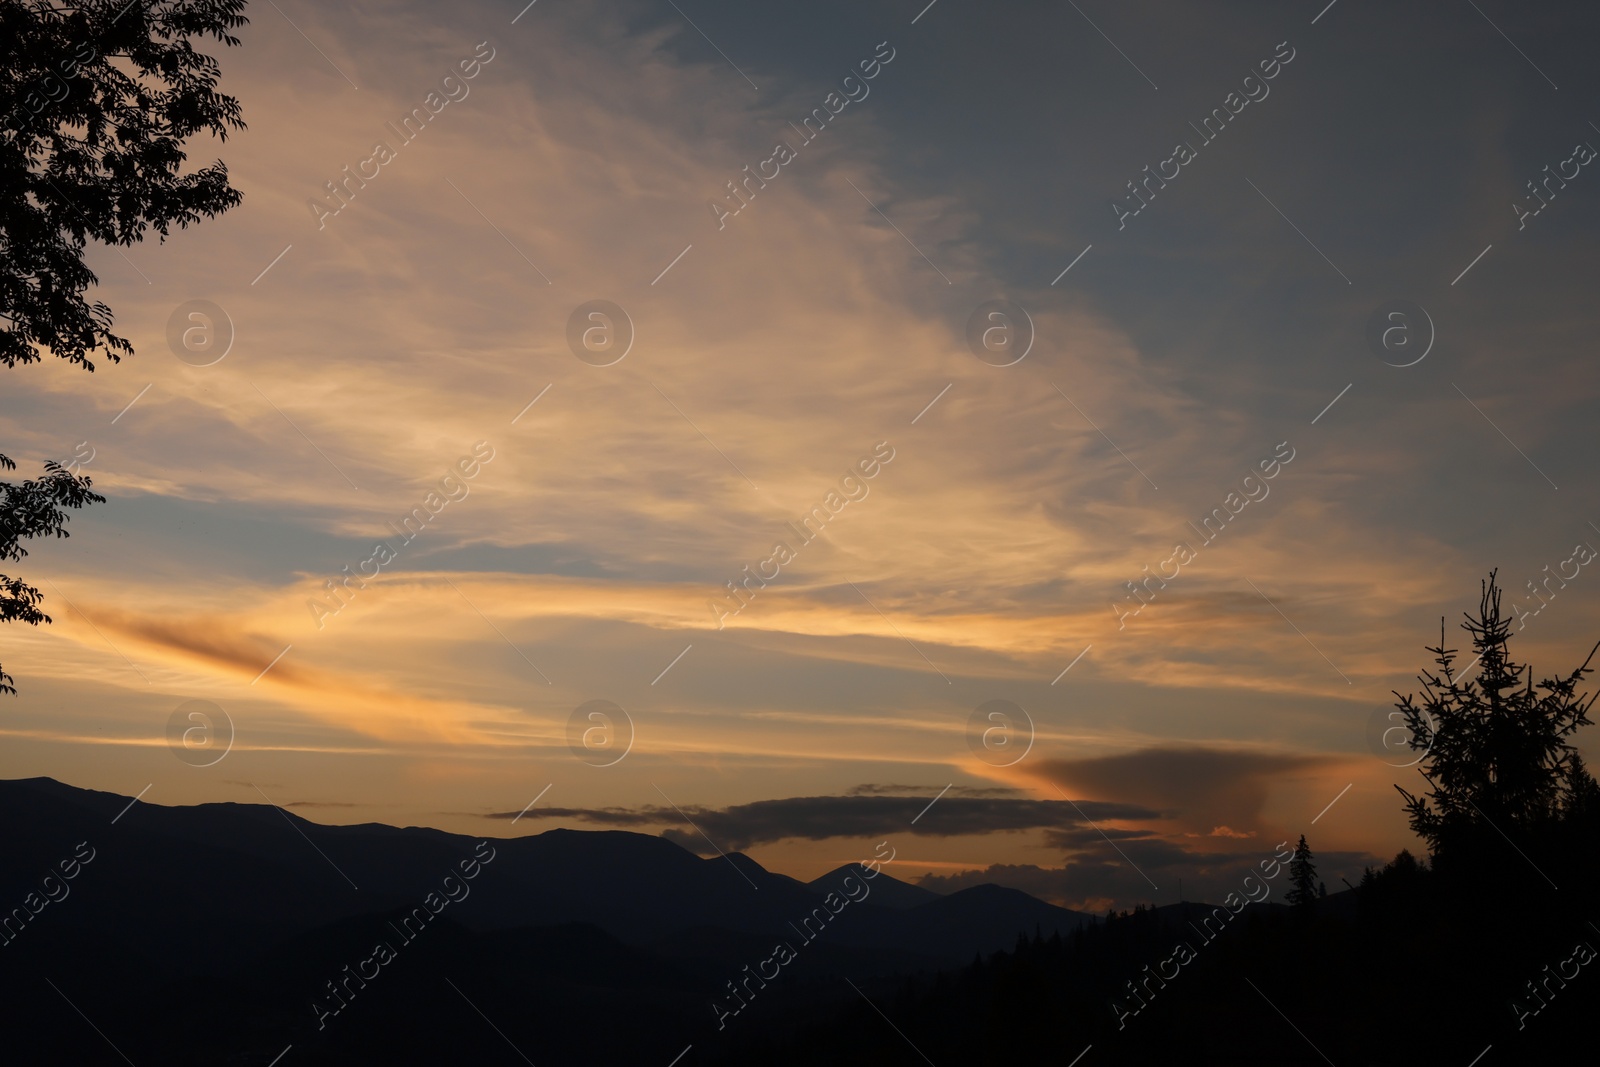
[704, 572, 1600, 1065]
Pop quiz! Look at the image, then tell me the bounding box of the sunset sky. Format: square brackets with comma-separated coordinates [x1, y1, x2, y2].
[5, 0, 1599, 912]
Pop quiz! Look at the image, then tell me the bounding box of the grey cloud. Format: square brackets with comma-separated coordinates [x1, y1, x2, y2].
[845, 782, 1024, 798]
[1035, 746, 1335, 832]
[489, 794, 1159, 850]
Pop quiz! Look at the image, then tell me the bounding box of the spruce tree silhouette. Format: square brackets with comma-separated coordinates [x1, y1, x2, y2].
[1285, 834, 1317, 909]
[1393, 571, 1598, 875]
[0, 0, 247, 693]
[1560, 750, 1600, 821]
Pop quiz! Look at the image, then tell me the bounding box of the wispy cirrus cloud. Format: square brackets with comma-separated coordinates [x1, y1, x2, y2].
[5, 0, 1600, 904]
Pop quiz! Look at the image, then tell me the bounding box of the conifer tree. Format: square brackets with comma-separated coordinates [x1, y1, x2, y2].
[1393, 572, 1598, 865]
[1285, 834, 1317, 909]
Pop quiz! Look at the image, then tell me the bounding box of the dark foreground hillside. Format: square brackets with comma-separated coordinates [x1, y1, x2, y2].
[2, 790, 1595, 1064]
[706, 836, 1600, 1065]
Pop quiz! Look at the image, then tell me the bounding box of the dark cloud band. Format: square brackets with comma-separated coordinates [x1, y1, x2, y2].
[488, 794, 1158, 849]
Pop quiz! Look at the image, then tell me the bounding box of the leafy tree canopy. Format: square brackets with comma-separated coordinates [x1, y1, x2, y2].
[1, 0, 248, 370]
[1, 1, 247, 692]
[0, 454, 106, 693]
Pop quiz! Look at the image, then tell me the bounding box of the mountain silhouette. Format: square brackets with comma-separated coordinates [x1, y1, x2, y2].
[0, 777, 1093, 1065]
